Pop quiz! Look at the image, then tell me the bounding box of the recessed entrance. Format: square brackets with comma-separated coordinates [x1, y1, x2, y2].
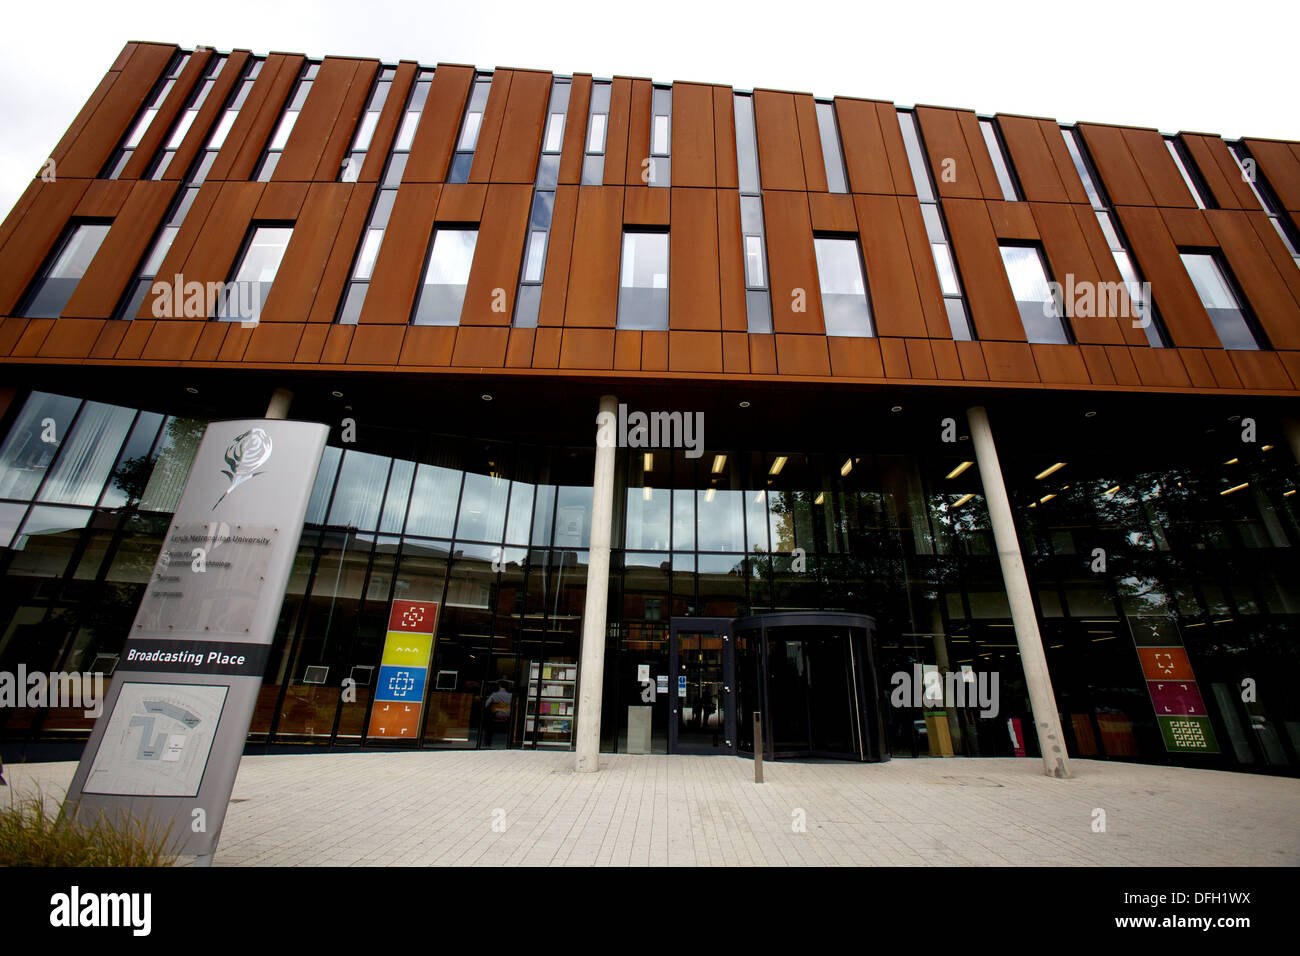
[667, 611, 887, 762]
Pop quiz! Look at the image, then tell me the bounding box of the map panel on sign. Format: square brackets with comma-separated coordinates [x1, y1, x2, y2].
[84, 682, 229, 797]
[380, 632, 433, 668]
[374, 665, 427, 703]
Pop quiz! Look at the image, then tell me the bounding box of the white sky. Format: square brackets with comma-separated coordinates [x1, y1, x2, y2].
[2, 0, 1297, 221]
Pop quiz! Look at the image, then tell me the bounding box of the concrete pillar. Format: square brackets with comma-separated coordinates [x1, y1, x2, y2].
[967, 405, 1071, 778]
[575, 394, 618, 772]
[265, 388, 294, 420]
[1284, 418, 1300, 468]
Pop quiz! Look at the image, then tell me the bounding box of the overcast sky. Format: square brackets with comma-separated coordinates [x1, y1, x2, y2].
[2, 0, 1297, 220]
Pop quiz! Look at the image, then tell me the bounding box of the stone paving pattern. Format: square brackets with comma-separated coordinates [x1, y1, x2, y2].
[6, 752, 1298, 866]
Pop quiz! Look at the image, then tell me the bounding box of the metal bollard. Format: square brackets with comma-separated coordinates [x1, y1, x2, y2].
[753, 711, 763, 783]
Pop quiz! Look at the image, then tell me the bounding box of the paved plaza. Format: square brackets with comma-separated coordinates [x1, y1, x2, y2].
[5, 751, 1297, 866]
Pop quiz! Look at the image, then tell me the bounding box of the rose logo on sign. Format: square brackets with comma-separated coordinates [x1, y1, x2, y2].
[213, 428, 273, 511]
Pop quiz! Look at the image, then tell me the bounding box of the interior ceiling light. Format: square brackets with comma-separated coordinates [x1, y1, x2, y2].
[643, 453, 654, 471]
[946, 460, 974, 479]
[711, 454, 727, 474]
[1223, 457, 1239, 465]
[1104, 485, 1120, 497]
[1228, 415, 1241, 422]
[1034, 462, 1066, 480]
[481, 393, 493, 401]
[331, 390, 344, 398]
[1039, 493, 1056, 504]
[813, 492, 825, 505]
[890, 405, 903, 413]
[185, 386, 199, 394]
[739, 400, 750, 408]
[1084, 410, 1097, 418]
[1262, 445, 1273, 451]
[840, 459, 853, 476]
[1220, 482, 1248, 496]
[952, 493, 974, 508]
[768, 456, 787, 475]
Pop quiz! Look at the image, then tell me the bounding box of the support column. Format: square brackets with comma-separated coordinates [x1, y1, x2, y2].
[575, 394, 618, 772]
[967, 405, 1071, 778]
[265, 388, 294, 420]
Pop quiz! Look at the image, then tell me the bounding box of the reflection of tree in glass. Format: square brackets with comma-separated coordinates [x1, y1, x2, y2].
[112, 418, 205, 510]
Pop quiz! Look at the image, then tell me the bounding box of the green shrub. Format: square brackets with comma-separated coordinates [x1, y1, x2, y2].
[0, 791, 179, 867]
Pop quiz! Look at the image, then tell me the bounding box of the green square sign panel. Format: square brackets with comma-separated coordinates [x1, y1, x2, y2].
[1158, 715, 1219, 754]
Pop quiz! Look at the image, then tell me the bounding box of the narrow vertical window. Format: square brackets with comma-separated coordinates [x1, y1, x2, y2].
[648, 85, 671, 186]
[338, 68, 435, 324]
[339, 67, 397, 182]
[412, 228, 479, 325]
[19, 223, 112, 318]
[979, 118, 1020, 201]
[815, 101, 848, 194]
[448, 75, 492, 183]
[617, 231, 669, 330]
[218, 226, 293, 323]
[1180, 252, 1263, 350]
[1228, 142, 1300, 272]
[255, 62, 318, 182]
[582, 81, 612, 185]
[733, 92, 771, 333]
[1165, 136, 1212, 209]
[513, 78, 570, 327]
[898, 109, 972, 339]
[1061, 126, 1165, 347]
[117, 57, 267, 321]
[149, 55, 227, 180]
[998, 244, 1069, 344]
[813, 236, 873, 336]
[104, 51, 190, 179]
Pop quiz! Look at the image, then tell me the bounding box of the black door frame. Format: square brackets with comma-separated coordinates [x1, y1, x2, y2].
[668, 617, 737, 755]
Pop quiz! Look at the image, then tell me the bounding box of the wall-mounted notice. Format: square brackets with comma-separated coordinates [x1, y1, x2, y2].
[62, 420, 328, 860]
[368, 599, 440, 739]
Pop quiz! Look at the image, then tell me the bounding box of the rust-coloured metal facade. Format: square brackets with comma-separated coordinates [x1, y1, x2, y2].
[1, 40, 1298, 394]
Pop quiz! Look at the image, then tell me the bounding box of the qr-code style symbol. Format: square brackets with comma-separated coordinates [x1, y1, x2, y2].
[1171, 720, 1208, 748]
[402, 607, 425, 628]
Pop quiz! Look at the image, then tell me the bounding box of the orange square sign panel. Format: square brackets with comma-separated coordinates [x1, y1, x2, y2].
[367, 700, 421, 738]
[1137, 646, 1195, 681]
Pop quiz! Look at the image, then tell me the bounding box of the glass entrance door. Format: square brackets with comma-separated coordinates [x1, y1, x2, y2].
[669, 618, 736, 754]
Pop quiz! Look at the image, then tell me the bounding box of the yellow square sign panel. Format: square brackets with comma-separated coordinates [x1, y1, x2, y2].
[380, 632, 433, 668]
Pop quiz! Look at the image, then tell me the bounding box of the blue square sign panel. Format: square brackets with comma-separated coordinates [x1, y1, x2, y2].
[374, 665, 427, 703]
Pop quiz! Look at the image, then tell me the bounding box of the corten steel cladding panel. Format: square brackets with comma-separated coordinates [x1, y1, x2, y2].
[1, 41, 1299, 398]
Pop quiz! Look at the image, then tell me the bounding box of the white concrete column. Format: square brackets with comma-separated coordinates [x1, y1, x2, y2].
[1284, 418, 1300, 469]
[575, 394, 618, 772]
[967, 405, 1071, 778]
[265, 388, 294, 420]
